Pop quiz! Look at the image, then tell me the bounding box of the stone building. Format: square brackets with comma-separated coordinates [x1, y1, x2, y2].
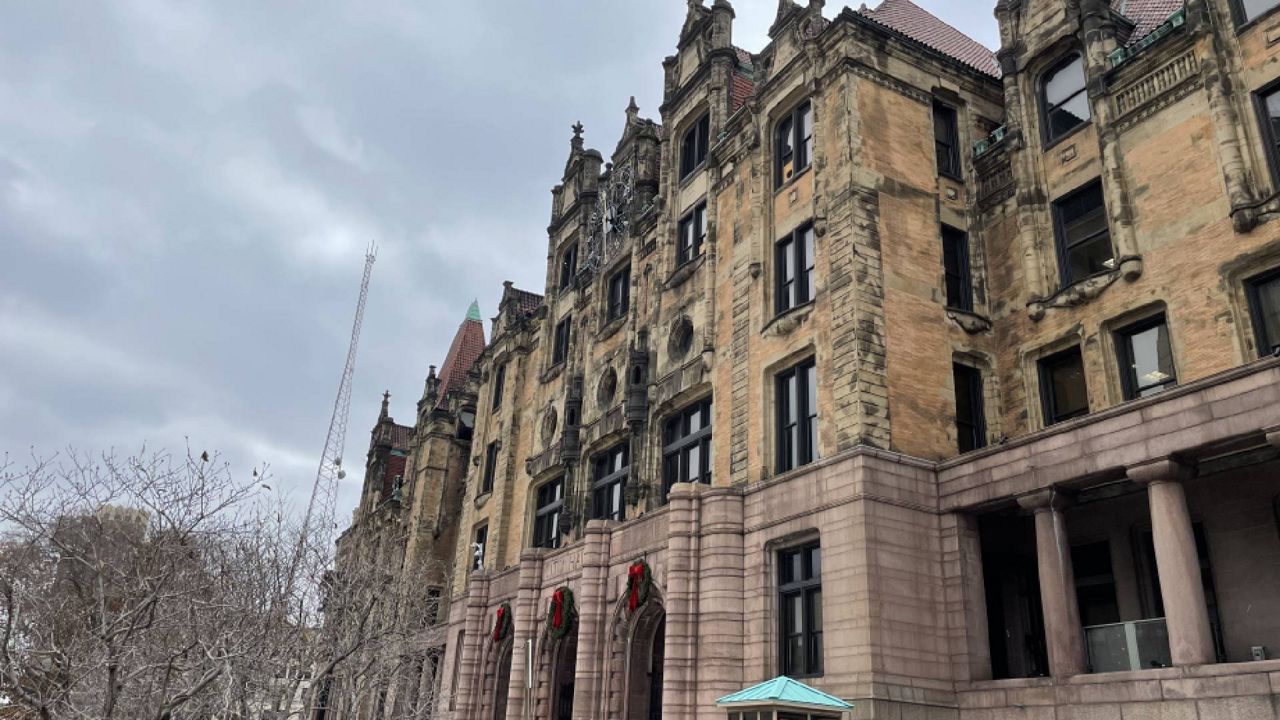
[333, 0, 1280, 718]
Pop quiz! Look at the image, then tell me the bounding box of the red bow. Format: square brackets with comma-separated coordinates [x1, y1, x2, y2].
[492, 606, 506, 642]
[627, 562, 646, 613]
[551, 589, 565, 629]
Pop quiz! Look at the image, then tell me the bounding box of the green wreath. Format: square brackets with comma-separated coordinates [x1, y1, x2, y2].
[491, 602, 513, 644]
[625, 560, 651, 615]
[545, 586, 576, 640]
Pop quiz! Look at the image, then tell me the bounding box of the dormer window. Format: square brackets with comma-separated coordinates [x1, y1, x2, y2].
[775, 100, 813, 187]
[1040, 54, 1090, 145]
[680, 113, 710, 180]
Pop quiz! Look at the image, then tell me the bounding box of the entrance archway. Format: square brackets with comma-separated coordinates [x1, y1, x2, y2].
[625, 602, 666, 720]
[548, 630, 578, 720]
[485, 639, 512, 720]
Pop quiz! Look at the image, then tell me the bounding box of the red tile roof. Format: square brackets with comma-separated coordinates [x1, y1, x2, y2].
[434, 310, 487, 410]
[1113, 0, 1182, 44]
[857, 0, 1000, 78]
[502, 284, 544, 321]
[389, 423, 413, 450]
[381, 452, 407, 496]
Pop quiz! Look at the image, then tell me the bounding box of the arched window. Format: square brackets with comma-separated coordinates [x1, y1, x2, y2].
[1040, 54, 1090, 144]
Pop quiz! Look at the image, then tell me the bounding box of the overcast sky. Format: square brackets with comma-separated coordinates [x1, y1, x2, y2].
[0, 1, 999, 521]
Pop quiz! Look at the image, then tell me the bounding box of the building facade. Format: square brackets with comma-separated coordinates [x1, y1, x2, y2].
[333, 0, 1280, 718]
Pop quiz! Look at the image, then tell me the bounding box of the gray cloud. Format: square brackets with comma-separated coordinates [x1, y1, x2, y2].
[0, 1, 997, 519]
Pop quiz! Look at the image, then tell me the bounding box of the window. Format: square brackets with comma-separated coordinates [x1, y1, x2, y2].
[553, 315, 571, 365]
[471, 525, 487, 571]
[1053, 181, 1113, 286]
[559, 243, 578, 290]
[492, 363, 506, 410]
[533, 477, 564, 549]
[1246, 267, 1280, 356]
[677, 202, 707, 266]
[680, 113, 710, 179]
[607, 265, 630, 322]
[457, 408, 475, 441]
[662, 398, 712, 497]
[953, 363, 987, 453]
[775, 100, 813, 186]
[941, 225, 972, 311]
[425, 587, 443, 625]
[481, 442, 499, 494]
[591, 444, 629, 521]
[1115, 315, 1177, 400]
[778, 543, 822, 677]
[934, 102, 961, 179]
[1258, 84, 1280, 186]
[776, 359, 818, 473]
[1040, 54, 1090, 144]
[1234, 0, 1280, 24]
[1039, 346, 1088, 425]
[775, 224, 816, 315]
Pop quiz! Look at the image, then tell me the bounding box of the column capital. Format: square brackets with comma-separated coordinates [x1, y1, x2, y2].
[1127, 457, 1195, 485]
[1017, 487, 1076, 513]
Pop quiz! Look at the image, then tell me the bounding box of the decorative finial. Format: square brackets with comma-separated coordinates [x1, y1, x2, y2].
[626, 97, 639, 124]
[571, 122, 585, 151]
[467, 299, 482, 322]
[380, 390, 390, 419]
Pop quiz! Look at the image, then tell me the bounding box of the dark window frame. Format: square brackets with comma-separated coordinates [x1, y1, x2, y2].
[1230, 0, 1280, 27]
[1254, 80, 1280, 191]
[481, 442, 499, 494]
[1038, 345, 1089, 426]
[472, 524, 488, 572]
[1115, 314, 1178, 400]
[1246, 266, 1280, 357]
[1039, 53, 1091, 146]
[1052, 180, 1113, 287]
[676, 202, 707, 267]
[933, 102, 962, 180]
[941, 225, 973, 311]
[607, 264, 631, 322]
[953, 362, 987, 453]
[553, 315, 572, 366]
[532, 476, 564, 550]
[492, 363, 506, 410]
[774, 224, 816, 315]
[662, 397, 713, 499]
[590, 443, 629, 521]
[775, 100, 814, 188]
[680, 112, 711, 180]
[776, 358, 818, 474]
[777, 542, 823, 678]
[559, 243, 578, 291]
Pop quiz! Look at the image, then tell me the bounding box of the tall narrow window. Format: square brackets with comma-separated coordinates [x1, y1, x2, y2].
[607, 265, 631, 322]
[776, 359, 818, 473]
[1246, 267, 1280, 356]
[1258, 84, 1280, 190]
[775, 224, 816, 315]
[1039, 346, 1089, 425]
[425, 587, 443, 625]
[941, 225, 972, 311]
[591, 444, 629, 521]
[1233, 0, 1280, 24]
[471, 524, 487, 571]
[553, 315, 571, 365]
[481, 442, 499, 494]
[492, 363, 506, 410]
[778, 542, 823, 677]
[676, 203, 707, 266]
[559, 243, 578, 290]
[1053, 181, 1113, 286]
[533, 477, 564, 549]
[1116, 315, 1177, 400]
[775, 100, 813, 186]
[934, 102, 961, 179]
[953, 363, 987, 453]
[680, 113, 710, 179]
[1041, 54, 1090, 144]
[662, 398, 712, 497]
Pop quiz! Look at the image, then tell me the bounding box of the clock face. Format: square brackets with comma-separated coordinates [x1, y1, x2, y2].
[583, 161, 634, 273]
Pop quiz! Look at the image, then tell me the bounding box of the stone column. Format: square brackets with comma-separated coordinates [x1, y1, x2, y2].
[1127, 459, 1215, 666]
[1017, 489, 1085, 677]
[504, 550, 545, 720]
[696, 489, 744, 711]
[572, 521, 612, 720]
[453, 572, 491, 720]
[663, 483, 702, 720]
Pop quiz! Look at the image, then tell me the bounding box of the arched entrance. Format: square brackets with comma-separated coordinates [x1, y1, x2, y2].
[485, 639, 513, 720]
[548, 630, 578, 720]
[625, 602, 666, 720]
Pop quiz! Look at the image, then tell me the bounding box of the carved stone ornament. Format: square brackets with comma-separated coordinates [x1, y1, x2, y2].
[541, 406, 559, 445]
[946, 308, 994, 334]
[1027, 257, 1141, 321]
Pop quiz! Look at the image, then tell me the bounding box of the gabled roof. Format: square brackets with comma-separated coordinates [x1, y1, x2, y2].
[389, 423, 413, 450]
[501, 283, 544, 321]
[434, 306, 487, 409]
[1113, 0, 1182, 44]
[857, 0, 1000, 78]
[716, 676, 854, 710]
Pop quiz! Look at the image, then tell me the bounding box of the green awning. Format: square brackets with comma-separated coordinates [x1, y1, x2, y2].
[715, 676, 854, 710]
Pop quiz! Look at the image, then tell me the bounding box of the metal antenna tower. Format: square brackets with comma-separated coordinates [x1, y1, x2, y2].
[299, 242, 377, 568]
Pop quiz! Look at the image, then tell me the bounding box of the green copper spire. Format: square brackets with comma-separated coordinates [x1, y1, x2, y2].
[466, 299, 481, 322]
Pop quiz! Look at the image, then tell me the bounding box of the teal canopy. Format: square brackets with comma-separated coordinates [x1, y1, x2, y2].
[715, 676, 853, 710]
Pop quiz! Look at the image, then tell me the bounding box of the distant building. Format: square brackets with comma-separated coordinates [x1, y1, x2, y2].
[332, 0, 1280, 718]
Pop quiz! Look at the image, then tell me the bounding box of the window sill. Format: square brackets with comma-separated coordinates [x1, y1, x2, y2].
[939, 170, 965, 184]
[1042, 121, 1092, 154]
[598, 314, 626, 341]
[945, 306, 992, 334]
[773, 164, 813, 196]
[1027, 255, 1142, 321]
[541, 361, 566, 384]
[666, 254, 706, 290]
[1236, 3, 1280, 34]
[762, 300, 815, 338]
[474, 491, 491, 510]
[678, 163, 706, 188]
